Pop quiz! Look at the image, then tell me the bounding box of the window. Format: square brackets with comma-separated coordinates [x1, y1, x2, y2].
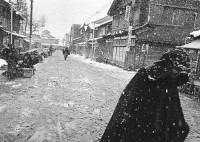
[131, 38, 135, 45]
[162, 7, 173, 25]
[161, 7, 196, 27]
[194, 13, 200, 28]
[150, 5, 163, 23]
[173, 9, 182, 26]
[185, 12, 196, 27]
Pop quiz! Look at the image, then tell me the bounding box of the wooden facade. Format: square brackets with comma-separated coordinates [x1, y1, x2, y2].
[0, 0, 25, 50]
[108, 0, 200, 70]
[0, 0, 11, 46]
[92, 17, 113, 60]
[71, 16, 113, 61]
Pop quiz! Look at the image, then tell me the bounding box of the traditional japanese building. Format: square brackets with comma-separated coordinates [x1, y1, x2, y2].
[69, 24, 81, 53]
[0, 0, 26, 50]
[41, 30, 59, 46]
[72, 23, 89, 56]
[64, 33, 70, 46]
[70, 24, 81, 42]
[87, 15, 113, 61]
[71, 16, 113, 60]
[108, 0, 200, 70]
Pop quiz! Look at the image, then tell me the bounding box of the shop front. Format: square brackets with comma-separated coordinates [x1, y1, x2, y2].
[113, 36, 135, 68]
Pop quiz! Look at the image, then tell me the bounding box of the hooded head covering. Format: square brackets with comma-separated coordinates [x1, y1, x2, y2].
[159, 48, 190, 71]
[146, 48, 190, 80]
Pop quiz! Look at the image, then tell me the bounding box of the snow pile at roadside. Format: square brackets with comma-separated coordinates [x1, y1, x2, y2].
[0, 59, 7, 67]
[71, 54, 135, 74]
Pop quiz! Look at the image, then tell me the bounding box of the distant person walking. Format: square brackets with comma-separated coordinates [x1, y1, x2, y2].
[49, 45, 54, 56]
[62, 47, 70, 60]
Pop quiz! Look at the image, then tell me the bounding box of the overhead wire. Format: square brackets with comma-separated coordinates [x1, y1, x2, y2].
[83, 0, 113, 24]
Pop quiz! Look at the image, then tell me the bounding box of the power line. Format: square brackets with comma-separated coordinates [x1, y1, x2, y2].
[83, 0, 113, 24]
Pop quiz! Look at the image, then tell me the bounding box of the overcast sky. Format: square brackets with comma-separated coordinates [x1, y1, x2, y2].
[27, 0, 113, 39]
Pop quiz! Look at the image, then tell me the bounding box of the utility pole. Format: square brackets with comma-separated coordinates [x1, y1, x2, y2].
[10, 5, 13, 44]
[124, 5, 132, 70]
[29, 0, 33, 48]
[92, 22, 95, 60]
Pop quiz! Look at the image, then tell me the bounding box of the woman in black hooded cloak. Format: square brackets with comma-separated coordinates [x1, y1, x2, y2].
[100, 49, 190, 142]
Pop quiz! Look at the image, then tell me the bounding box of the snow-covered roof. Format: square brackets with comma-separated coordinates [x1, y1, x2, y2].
[88, 36, 103, 41]
[190, 30, 200, 38]
[177, 39, 200, 50]
[12, 32, 27, 38]
[95, 18, 112, 28]
[42, 43, 59, 46]
[87, 23, 100, 30]
[3, 30, 26, 38]
[87, 16, 112, 30]
[73, 37, 82, 41]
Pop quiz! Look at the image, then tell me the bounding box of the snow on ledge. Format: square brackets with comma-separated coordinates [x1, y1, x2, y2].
[190, 30, 200, 38]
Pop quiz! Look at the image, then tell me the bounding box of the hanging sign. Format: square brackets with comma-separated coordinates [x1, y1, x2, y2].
[124, 6, 131, 21]
[125, 26, 133, 51]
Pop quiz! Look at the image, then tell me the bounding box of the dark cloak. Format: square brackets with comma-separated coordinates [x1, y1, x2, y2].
[63, 47, 70, 55]
[1, 48, 10, 61]
[100, 68, 189, 142]
[7, 48, 18, 74]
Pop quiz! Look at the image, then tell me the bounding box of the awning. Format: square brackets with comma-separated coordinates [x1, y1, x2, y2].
[88, 36, 102, 41]
[73, 37, 82, 41]
[12, 32, 27, 38]
[23, 39, 30, 42]
[177, 40, 200, 50]
[3, 30, 26, 38]
[77, 42, 86, 45]
[41, 43, 58, 46]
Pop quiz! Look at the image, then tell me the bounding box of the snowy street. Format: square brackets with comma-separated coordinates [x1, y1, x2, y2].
[0, 50, 200, 142]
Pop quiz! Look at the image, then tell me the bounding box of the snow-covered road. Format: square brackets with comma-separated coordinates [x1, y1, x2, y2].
[0, 50, 199, 142]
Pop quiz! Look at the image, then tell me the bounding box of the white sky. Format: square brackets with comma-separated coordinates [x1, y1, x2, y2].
[26, 0, 113, 39]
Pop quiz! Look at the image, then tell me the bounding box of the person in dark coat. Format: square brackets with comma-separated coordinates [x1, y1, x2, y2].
[7, 44, 19, 79]
[100, 49, 190, 142]
[62, 47, 70, 60]
[1, 46, 10, 61]
[21, 52, 34, 68]
[49, 45, 54, 56]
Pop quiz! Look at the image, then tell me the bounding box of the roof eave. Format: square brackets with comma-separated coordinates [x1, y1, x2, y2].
[107, 0, 117, 16]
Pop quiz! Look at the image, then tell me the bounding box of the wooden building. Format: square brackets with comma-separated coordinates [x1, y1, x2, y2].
[87, 16, 113, 60]
[72, 23, 88, 56]
[108, 0, 200, 70]
[41, 30, 59, 46]
[69, 24, 81, 53]
[0, 0, 26, 50]
[71, 16, 113, 61]
[70, 24, 81, 43]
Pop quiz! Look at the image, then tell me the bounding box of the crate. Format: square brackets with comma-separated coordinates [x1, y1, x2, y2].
[20, 68, 35, 78]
